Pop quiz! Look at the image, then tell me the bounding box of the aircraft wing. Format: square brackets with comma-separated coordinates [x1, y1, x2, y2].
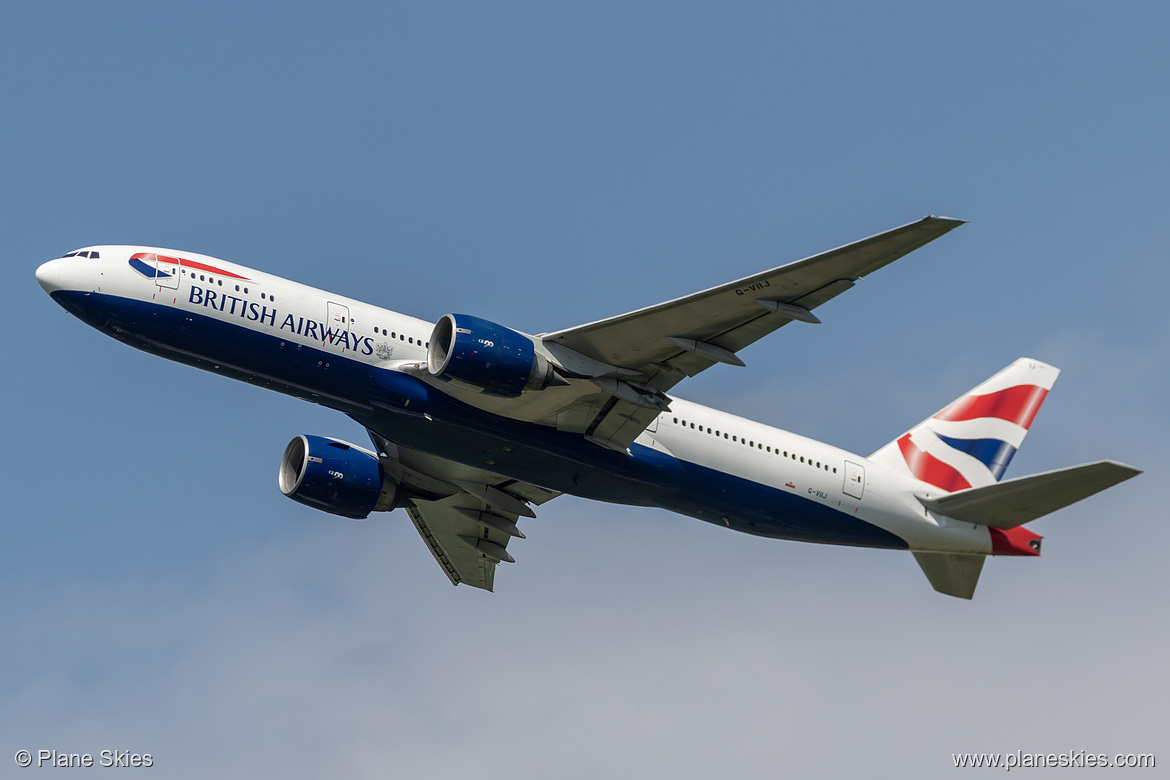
[538, 216, 965, 449]
[362, 428, 558, 590]
[407, 497, 521, 591]
[543, 215, 964, 376]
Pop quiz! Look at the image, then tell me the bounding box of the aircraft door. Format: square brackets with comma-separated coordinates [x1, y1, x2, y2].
[152, 256, 180, 290]
[327, 301, 351, 350]
[843, 460, 865, 499]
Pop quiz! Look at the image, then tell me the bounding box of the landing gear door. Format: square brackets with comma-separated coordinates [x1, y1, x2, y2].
[843, 460, 865, 499]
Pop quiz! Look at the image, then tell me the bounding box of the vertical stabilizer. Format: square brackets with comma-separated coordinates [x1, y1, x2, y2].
[870, 358, 1060, 492]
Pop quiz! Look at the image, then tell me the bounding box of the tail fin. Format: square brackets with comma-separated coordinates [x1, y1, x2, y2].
[870, 358, 1060, 492]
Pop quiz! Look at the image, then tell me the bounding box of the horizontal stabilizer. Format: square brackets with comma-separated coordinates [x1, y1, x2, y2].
[913, 552, 985, 599]
[918, 460, 1141, 529]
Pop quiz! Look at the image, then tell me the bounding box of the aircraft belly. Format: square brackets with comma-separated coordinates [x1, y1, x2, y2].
[628, 445, 909, 549]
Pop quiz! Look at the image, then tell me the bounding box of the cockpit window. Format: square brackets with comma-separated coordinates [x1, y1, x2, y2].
[61, 250, 100, 259]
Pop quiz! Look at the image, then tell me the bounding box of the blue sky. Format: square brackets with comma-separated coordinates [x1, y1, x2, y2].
[4, 2, 1167, 776]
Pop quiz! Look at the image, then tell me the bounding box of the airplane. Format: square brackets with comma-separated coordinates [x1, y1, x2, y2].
[34, 216, 1140, 598]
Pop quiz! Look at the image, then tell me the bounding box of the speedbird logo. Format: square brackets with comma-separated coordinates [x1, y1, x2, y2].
[128, 252, 249, 280]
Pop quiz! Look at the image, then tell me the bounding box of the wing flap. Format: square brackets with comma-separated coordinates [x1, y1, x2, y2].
[407, 494, 530, 591]
[585, 398, 663, 451]
[407, 504, 469, 588]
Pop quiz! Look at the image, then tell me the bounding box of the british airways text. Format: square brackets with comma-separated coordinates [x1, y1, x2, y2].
[188, 285, 374, 355]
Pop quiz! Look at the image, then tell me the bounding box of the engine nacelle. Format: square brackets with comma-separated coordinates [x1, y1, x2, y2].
[427, 313, 557, 397]
[278, 435, 399, 519]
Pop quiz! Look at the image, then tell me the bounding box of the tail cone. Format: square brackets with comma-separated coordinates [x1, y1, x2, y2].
[990, 526, 1042, 556]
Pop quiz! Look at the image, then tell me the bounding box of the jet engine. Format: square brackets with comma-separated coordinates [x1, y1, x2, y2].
[427, 313, 560, 397]
[278, 434, 400, 519]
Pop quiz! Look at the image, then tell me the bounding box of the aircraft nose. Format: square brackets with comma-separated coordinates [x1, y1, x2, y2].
[35, 259, 61, 293]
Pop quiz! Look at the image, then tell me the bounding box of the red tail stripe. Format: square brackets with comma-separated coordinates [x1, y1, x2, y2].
[896, 434, 971, 492]
[933, 384, 1049, 429]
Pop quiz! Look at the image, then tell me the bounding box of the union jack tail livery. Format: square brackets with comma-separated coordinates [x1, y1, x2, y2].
[870, 358, 1060, 491]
